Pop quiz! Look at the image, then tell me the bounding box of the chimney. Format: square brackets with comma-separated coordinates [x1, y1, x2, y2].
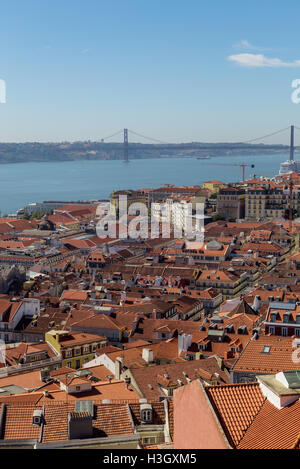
[114, 357, 123, 379]
[215, 356, 223, 370]
[178, 333, 193, 356]
[131, 315, 139, 333]
[142, 348, 154, 364]
[252, 295, 261, 312]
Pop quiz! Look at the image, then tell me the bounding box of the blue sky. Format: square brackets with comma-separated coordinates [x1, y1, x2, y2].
[1, 0, 300, 143]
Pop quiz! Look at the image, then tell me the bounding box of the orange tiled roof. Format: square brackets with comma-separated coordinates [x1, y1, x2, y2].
[206, 383, 265, 447]
[238, 398, 300, 449]
[232, 336, 300, 374]
[60, 290, 88, 302]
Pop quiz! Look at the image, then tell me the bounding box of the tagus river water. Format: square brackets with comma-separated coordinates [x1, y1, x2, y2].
[0, 152, 293, 214]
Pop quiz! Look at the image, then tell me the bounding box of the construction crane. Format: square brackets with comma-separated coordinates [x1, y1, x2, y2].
[282, 175, 296, 232]
[206, 162, 255, 183]
[288, 175, 294, 233]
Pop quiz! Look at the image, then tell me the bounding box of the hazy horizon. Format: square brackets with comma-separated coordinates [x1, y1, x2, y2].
[1, 1, 300, 144]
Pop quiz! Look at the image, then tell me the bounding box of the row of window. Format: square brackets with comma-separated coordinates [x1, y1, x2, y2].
[63, 343, 99, 358]
[66, 357, 90, 369]
[268, 326, 300, 336]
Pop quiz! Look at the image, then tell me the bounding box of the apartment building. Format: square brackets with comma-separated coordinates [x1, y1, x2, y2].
[245, 184, 300, 220]
[217, 187, 245, 220]
[0, 298, 40, 343]
[45, 330, 107, 369]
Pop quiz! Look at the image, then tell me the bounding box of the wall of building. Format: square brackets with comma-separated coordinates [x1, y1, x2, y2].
[173, 379, 229, 449]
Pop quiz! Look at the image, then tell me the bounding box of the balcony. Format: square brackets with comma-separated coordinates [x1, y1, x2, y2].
[0, 355, 62, 377]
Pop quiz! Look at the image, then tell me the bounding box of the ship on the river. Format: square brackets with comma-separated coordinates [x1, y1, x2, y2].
[279, 125, 300, 174]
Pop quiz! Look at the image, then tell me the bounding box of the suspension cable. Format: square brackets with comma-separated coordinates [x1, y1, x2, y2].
[128, 129, 169, 144]
[239, 126, 290, 144]
[100, 129, 124, 141]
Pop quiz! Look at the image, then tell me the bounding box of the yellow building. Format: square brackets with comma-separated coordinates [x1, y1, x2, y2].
[245, 187, 284, 220]
[45, 330, 107, 369]
[202, 181, 226, 192]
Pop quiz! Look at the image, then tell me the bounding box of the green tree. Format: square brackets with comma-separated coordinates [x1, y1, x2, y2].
[212, 213, 225, 222]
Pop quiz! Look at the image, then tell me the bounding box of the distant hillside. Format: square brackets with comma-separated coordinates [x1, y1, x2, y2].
[0, 141, 292, 163]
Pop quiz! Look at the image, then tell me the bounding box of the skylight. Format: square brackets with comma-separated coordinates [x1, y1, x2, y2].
[262, 345, 271, 354]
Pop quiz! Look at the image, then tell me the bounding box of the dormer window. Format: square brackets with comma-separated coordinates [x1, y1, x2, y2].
[198, 343, 207, 351]
[270, 311, 278, 322]
[283, 312, 290, 323]
[140, 404, 153, 423]
[32, 410, 43, 426]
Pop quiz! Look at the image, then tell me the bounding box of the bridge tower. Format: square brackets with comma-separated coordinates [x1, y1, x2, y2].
[290, 124, 294, 161]
[124, 128, 129, 163]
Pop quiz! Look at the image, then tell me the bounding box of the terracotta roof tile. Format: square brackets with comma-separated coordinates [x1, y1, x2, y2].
[238, 398, 300, 449]
[232, 336, 300, 374]
[206, 383, 265, 447]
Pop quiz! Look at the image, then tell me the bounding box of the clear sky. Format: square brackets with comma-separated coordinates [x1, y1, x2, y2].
[1, 0, 300, 143]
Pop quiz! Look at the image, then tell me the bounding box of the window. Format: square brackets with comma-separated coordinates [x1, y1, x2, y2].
[65, 350, 72, 357]
[143, 437, 156, 445]
[296, 329, 300, 337]
[283, 313, 290, 323]
[67, 361, 72, 368]
[83, 346, 90, 353]
[141, 409, 152, 422]
[74, 348, 81, 356]
[269, 326, 275, 335]
[262, 346, 271, 354]
[282, 327, 288, 337]
[33, 416, 42, 426]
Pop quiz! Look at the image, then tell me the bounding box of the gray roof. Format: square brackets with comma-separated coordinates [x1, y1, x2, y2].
[269, 302, 296, 310]
[0, 385, 26, 395]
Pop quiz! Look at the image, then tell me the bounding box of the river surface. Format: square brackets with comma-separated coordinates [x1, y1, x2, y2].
[0, 152, 294, 214]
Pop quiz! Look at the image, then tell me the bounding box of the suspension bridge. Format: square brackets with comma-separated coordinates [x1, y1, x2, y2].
[99, 126, 300, 163]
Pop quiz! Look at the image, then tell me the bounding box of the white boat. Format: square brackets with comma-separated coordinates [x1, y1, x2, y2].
[279, 125, 299, 175]
[279, 159, 300, 175]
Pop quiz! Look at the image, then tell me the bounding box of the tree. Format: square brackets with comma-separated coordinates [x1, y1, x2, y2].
[212, 213, 225, 222]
